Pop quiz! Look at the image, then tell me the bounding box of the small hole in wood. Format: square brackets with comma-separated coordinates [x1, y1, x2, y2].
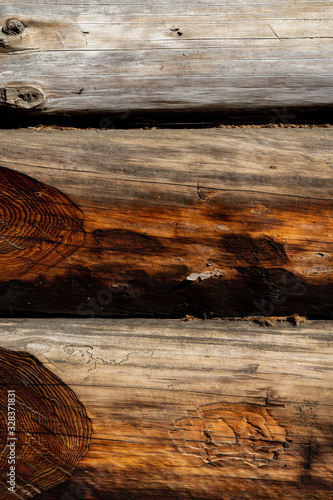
[170, 27, 183, 36]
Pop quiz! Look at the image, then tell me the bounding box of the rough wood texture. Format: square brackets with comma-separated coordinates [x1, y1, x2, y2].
[0, 346, 92, 499]
[0, 318, 332, 499]
[0, 0, 333, 115]
[0, 127, 332, 317]
[0, 165, 84, 280]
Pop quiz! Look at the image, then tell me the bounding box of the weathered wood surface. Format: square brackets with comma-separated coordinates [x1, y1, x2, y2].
[0, 318, 332, 499]
[0, 127, 333, 317]
[0, 0, 333, 115]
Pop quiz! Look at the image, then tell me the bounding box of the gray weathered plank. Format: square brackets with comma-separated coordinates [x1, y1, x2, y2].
[0, 0, 332, 114]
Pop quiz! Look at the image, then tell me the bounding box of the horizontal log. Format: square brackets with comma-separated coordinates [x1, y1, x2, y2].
[0, 1, 333, 116]
[0, 318, 332, 499]
[0, 127, 332, 317]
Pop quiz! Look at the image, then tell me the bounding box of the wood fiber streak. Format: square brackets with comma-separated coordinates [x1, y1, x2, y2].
[1, 318, 332, 499]
[0, 128, 332, 317]
[0, 346, 92, 499]
[0, 0, 332, 114]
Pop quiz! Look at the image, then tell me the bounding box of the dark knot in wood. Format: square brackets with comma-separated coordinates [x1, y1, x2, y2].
[0, 166, 85, 280]
[0, 87, 44, 109]
[2, 19, 25, 36]
[0, 347, 92, 499]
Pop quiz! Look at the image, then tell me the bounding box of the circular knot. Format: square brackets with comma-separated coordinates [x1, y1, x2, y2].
[2, 19, 25, 36]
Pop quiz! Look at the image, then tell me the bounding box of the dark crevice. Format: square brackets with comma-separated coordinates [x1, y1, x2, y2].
[0, 105, 332, 130]
[0, 309, 332, 321]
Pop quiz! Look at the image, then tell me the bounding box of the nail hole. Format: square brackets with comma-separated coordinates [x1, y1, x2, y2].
[170, 27, 183, 36]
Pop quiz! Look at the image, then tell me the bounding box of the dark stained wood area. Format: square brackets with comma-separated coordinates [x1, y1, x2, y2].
[0, 127, 332, 317]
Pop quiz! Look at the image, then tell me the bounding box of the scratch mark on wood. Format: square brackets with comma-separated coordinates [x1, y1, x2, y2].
[268, 24, 282, 42]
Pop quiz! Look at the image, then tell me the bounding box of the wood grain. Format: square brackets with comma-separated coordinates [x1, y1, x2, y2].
[0, 165, 84, 281]
[0, 318, 332, 499]
[0, 346, 92, 499]
[0, 0, 333, 115]
[0, 127, 332, 317]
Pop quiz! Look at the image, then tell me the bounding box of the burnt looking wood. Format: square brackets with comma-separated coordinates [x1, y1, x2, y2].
[0, 128, 332, 318]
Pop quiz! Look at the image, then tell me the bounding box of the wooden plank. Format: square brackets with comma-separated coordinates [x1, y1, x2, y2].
[0, 127, 332, 317]
[0, 1, 333, 115]
[0, 318, 332, 499]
